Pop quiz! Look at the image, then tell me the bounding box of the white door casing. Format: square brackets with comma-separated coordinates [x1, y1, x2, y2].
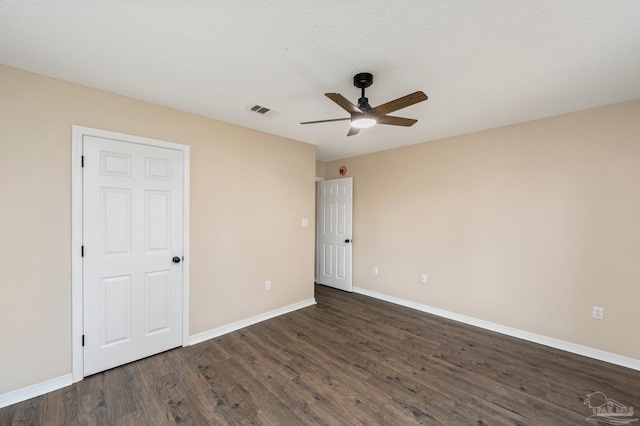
[316, 177, 353, 292]
[72, 126, 190, 381]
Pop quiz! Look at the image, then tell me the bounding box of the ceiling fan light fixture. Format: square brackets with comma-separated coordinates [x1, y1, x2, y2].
[351, 117, 377, 129]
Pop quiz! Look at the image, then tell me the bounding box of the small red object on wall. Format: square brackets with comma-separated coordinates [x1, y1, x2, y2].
[339, 166, 347, 176]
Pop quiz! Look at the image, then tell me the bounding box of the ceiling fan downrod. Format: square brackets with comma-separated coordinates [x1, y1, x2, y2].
[354, 72, 373, 111]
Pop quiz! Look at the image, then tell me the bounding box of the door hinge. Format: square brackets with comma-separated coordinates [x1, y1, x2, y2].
[82, 335, 85, 346]
[81, 156, 84, 167]
[81, 246, 84, 257]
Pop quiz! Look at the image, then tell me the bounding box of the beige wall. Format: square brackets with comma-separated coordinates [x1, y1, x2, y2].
[326, 99, 640, 360]
[315, 160, 325, 179]
[0, 66, 316, 395]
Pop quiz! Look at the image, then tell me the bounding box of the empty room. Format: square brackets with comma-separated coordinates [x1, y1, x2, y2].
[1, 1, 640, 424]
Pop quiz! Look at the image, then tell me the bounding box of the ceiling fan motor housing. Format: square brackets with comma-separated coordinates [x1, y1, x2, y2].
[357, 97, 372, 111]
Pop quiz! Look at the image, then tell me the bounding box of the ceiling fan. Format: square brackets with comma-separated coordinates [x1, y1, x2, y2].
[301, 72, 428, 136]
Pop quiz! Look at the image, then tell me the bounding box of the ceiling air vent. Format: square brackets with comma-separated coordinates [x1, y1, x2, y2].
[246, 103, 280, 118]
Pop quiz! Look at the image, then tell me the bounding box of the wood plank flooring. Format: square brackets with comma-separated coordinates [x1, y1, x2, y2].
[2, 284, 639, 425]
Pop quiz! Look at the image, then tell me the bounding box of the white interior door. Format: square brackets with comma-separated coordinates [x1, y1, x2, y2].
[82, 135, 184, 376]
[316, 177, 353, 292]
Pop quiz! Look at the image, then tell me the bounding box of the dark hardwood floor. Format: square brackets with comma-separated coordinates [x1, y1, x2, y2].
[2, 284, 639, 425]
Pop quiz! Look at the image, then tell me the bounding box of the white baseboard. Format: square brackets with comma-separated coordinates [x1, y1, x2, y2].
[0, 299, 316, 410]
[5, 291, 633, 410]
[353, 286, 640, 371]
[0, 374, 72, 409]
[189, 298, 316, 346]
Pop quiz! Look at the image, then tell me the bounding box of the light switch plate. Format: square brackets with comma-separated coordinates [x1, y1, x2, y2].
[592, 306, 603, 320]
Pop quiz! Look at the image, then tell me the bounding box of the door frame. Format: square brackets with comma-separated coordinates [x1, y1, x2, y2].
[315, 177, 353, 292]
[314, 177, 324, 283]
[71, 125, 190, 382]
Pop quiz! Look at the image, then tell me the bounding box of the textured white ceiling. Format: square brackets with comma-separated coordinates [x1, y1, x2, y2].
[1, 1, 639, 160]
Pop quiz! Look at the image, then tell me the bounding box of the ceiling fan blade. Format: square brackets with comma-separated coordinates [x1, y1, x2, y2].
[370, 91, 428, 116]
[347, 127, 361, 136]
[326, 93, 362, 114]
[300, 117, 351, 125]
[376, 115, 418, 127]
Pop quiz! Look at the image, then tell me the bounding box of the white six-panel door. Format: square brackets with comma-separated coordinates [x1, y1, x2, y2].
[82, 135, 184, 375]
[316, 177, 353, 292]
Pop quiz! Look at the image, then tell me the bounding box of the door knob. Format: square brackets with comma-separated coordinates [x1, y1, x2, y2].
[344, 239, 352, 243]
[172, 256, 181, 264]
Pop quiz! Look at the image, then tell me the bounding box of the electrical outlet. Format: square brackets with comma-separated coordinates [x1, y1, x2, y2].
[301, 218, 309, 227]
[265, 280, 271, 290]
[373, 266, 378, 275]
[592, 306, 603, 320]
[421, 274, 428, 284]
